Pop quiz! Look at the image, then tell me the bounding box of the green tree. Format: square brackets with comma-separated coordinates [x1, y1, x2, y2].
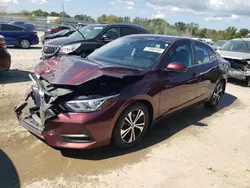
[60, 12, 71, 18]
[97, 14, 120, 23]
[19, 10, 32, 16]
[225, 26, 237, 39]
[238, 29, 249, 38]
[50, 11, 60, 17]
[32, 9, 46, 17]
[74, 14, 95, 22]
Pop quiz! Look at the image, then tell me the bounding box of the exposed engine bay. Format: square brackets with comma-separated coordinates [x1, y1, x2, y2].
[26, 72, 143, 129]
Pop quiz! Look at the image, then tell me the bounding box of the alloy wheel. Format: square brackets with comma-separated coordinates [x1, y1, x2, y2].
[120, 109, 145, 144]
[212, 84, 223, 105]
[20, 40, 30, 49]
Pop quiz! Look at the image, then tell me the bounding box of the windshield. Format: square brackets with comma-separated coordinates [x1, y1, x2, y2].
[212, 40, 226, 47]
[220, 40, 250, 53]
[70, 25, 105, 40]
[88, 37, 170, 69]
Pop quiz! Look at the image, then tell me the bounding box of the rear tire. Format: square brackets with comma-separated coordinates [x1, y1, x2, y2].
[112, 103, 150, 149]
[204, 81, 224, 109]
[19, 39, 30, 49]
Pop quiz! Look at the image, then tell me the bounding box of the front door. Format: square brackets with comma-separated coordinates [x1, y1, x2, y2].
[98, 27, 119, 47]
[159, 41, 199, 116]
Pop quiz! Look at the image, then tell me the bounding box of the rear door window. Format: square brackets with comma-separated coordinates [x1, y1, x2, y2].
[1, 24, 23, 31]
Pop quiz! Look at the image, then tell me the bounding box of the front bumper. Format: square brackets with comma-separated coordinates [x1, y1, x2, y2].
[14, 88, 114, 149]
[228, 67, 250, 80]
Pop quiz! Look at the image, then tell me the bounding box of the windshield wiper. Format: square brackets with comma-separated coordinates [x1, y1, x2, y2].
[70, 24, 85, 39]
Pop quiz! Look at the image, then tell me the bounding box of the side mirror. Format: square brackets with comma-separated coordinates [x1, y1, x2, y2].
[100, 34, 111, 41]
[166, 62, 187, 72]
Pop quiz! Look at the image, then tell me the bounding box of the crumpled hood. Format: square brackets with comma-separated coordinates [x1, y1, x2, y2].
[217, 50, 250, 60]
[34, 56, 146, 86]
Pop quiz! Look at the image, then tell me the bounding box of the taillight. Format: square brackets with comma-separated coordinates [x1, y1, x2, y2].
[0, 38, 6, 47]
[32, 32, 38, 36]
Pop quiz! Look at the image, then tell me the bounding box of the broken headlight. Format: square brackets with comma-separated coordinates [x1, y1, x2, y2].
[62, 94, 119, 112]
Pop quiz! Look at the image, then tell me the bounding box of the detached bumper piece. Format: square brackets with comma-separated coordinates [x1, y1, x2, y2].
[225, 58, 250, 80]
[228, 67, 250, 80]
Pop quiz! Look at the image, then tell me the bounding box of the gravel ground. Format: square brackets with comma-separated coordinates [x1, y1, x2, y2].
[0, 44, 250, 188]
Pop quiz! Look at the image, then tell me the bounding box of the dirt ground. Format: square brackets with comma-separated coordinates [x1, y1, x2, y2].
[0, 44, 250, 188]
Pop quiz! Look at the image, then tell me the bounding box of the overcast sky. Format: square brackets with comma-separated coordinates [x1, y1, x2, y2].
[1, 0, 250, 30]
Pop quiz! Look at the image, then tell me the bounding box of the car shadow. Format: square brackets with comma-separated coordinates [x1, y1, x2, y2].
[7, 46, 42, 50]
[0, 150, 20, 188]
[0, 69, 32, 84]
[61, 93, 237, 160]
[228, 78, 248, 87]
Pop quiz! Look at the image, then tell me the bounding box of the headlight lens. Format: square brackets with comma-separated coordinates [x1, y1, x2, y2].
[62, 94, 119, 112]
[59, 43, 81, 54]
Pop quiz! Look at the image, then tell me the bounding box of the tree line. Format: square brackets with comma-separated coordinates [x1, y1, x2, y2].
[4, 9, 250, 42]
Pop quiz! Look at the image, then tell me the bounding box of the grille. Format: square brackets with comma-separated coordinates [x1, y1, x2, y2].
[43, 45, 60, 55]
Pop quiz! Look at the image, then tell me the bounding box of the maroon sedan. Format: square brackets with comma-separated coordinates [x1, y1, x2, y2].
[45, 25, 71, 35]
[14, 35, 229, 149]
[0, 35, 11, 71]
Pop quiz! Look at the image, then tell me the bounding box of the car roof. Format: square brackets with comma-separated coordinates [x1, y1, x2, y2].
[87, 23, 148, 30]
[0, 23, 24, 28]
[123, 34, 192, 43]
[231, 38, 250, 42]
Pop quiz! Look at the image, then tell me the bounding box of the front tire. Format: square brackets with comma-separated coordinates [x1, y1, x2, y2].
[204, 81, 224, 109]
[112, 103, 150, 149]
[19, 39, 30, 49]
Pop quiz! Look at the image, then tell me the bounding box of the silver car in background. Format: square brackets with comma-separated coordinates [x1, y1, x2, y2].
[217, 38, 250, 86]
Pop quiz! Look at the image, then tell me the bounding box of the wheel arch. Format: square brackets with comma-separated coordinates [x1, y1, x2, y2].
[111, 97, 155, 138]
[218, 77, 227, 94]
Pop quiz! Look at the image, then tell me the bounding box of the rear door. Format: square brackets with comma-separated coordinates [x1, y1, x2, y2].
[0, 24, 24, 45]
[193, 41, 221, 100]
[159, 40, 200, 115]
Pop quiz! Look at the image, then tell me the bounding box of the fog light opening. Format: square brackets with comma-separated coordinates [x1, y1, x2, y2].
[60, 134, 93, 143]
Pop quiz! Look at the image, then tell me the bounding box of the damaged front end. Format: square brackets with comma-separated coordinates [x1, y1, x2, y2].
[14, 56, 145, 148]
[224, 58, 250, 82]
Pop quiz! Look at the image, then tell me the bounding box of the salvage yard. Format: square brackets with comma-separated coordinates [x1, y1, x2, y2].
[0, 45, 250, 188]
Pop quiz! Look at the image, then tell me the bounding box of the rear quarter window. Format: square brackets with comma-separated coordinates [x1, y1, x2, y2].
[195, 43, 217, 64]
[120, 27, 148, 36]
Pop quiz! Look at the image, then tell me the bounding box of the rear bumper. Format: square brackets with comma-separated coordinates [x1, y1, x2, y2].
[14, 88, 113, 149]
[31, 37, 39, 45]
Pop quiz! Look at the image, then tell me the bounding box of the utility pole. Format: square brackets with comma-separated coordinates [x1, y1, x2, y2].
[62, 3, 64, 25]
